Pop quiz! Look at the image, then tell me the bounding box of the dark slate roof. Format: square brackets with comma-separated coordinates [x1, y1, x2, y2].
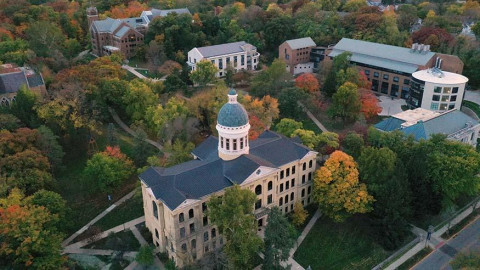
[139, 130, 314, 210]
[217, 102, 249, 127]
[150, 8, 191, 18]
[26, 74, 44, 88]
[375, 110, 479, 141]
[196, 41, 250, 58]
[0, 71, 28, 94]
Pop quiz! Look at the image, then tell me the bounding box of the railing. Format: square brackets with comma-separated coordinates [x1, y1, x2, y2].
[433, 196, 480, 232]
[372, 236, 422, 270]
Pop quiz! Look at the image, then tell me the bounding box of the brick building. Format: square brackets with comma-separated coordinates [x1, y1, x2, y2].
[87, 7, 190, 58]
[279, 37, 316, 75]
[328, 38, 464, 100]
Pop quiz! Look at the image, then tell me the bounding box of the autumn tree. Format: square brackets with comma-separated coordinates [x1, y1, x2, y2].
[0, 114, 22, 131]
[9, 85, 38, 127]
[208, 185, 262, 269]
[313, 151, 373, 222]
[241, 94, 280, 130]
[291, 203, 309, 227]
[275, 118, 303, 137]
[36, 125, 64, 172]
[123, 79, 158, 122]
[328, 82, 361, 124]
[295, 73, 319, 92]
[145, 97, 189, 137]
[187, 86, 227, 133]
[83, 146, 135, 192]
[263, 207, 297, 270]
[359, 89, 382, 120]
[190, 60, 218, 87]
[0, 188, 65, 269]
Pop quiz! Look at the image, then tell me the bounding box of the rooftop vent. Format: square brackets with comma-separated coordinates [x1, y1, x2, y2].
[410, 43, 431, 54]
[428, 67, 444, 78]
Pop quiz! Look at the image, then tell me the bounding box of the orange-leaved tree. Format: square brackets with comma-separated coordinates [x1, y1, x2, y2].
[359, 89, 382, 120]
[313, 151, 374, 222]
[295, 73, 320, 92]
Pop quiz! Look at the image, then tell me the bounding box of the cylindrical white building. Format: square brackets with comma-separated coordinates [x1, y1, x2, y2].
[408, 68, 468, 111]
[216, 89, 250, 160]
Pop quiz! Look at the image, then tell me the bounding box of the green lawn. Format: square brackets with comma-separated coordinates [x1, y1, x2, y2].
[95, 187, 144, 231]
[294, 216, 391, 270]
[397, 247, 432, 270]
[85, 230, 140, 251]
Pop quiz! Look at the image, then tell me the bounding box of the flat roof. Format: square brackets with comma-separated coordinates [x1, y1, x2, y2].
[285, 37, 316, 50]
[412, 69, 469, 85]
[393, 108, 440, 127]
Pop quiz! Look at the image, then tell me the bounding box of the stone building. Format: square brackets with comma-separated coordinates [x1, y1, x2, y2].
[187, 41, 260, 77]
[0, 64, 45, 106]
[328, 38, 464, 100]
[139, 89, 317, 267]
[279, 37, 317, 75]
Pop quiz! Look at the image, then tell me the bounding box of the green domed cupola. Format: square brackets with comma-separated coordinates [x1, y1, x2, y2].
[217, 89, 249, 127]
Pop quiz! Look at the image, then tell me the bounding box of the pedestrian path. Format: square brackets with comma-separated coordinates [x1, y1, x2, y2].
[64, 216, 145, 252]
[62, 189, 137, 247]
[297, 101, 329, 132]
[122, 65, 164, 81]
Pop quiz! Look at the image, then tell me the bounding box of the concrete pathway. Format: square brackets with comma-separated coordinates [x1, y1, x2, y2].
[64, 216, 145, 252]
[122, 65, 164, 82]
[297, 101, 329, 132]
[62, 189, 137, 247]
[108, 107, 165, 153]
[378, 95, 406, 116]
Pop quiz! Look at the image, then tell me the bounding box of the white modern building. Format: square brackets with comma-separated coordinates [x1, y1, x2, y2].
[407, 68, 468, 111]
[187, 41, 260, 77]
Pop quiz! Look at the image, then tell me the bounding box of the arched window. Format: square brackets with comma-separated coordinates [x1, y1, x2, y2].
[189, 209, 194, 219]
[255, 185, 262, 195]
[309, 160, 313, 168]
[191, 239, 196, 249]
[204, 231, 209, 242]
[211, 228, 216, 238]
[179, 213, 184, 223]
[155, 228, 159, 239]
[152, 201, 158, 219]
[181, 243, 187, 251]
[268, 181, 273, 191]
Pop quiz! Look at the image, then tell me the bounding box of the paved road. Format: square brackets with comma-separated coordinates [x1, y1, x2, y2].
[413, 217, 480, 270]
[464, 90, 480, 104]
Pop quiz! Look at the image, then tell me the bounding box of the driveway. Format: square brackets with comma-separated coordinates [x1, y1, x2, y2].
[378, 96, 406, 116]
[412, 217, 480, 270]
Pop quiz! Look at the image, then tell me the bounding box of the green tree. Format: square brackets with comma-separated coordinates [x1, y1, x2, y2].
[251, 59, 292, 96]
[263, 207, 297, 270]
[275, 118, 303, 137]
[278, 87, 306, 119]
[341, 132, 364, 159]
[291, 129, 320, 149]
[136, 245, 155, 266]
[9, 85, 37, 127]
[450, 251, 480, 270]
[328, 82, 361, 124]
[36, 125, 64, 172]
[319, 0, 341, 11]
[0, 188, 65, 269]
[225, 63, 235, 87]
[164, 70, 187, 93]
[397, 4, 419, 32]
[145, 97, 189, 136]
[0, 113, 22, 131]
[473, 22, 480, 38]
[83, 146, 135, 192]
[313, 151, 374, 222]
[208, 185, 262, 270]
[132, 128, 157, 166]
[358, 147, 411, 249]
[322, 69, 337, 96]
[27, 189, 69, 231]
[123, 79, 158, 122]
[165, 139, 195, 167]
[25, 21, 65, 58]
[97, 78, 129, 109]
[343, 0, 367, 12]
[190, 60, 218, 87]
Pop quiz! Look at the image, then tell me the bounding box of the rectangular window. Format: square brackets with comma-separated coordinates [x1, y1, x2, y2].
[255, 199, 262, 210]
[291, 179, 295, 187]
[240, 137, 244, 149]
[190, 223, 195, 233]
[280, 184, 284, 192]
[440, 103, 448, 110]
[241, 55, 245, 65]
[302, 189, 305, 197]
[233, 139, 237, 150]
[364, 70, 370, 75]
[450, 95, 457, 102]
[308, 172, 312, 181]
[302, 175, 306, 184]
[383, 74, 389, 80]
[441, 95, 449, 102]
[292, 166, 296, 174]
[443, 87, 452, 94]
[452, 87, 459, 93]
[285, 195, 289, 203]
[226, 139, 230, 150]
[280, 171, 284, 179]
[308, 186, 312, 194]
[267, 194, 273, 204]
[220, 137, 224, 148]
[393, 76, 399, 82]
[204, 232, 209, 242]
[430, 103, 439, 110]
[404, 79, 410, 85]
[449, 103, 455, 110]
[374, 72, 379, 78]
[390, 84, 399, 97]
[381, 82, 389, 94]
[180, 227, 185, 238]
[203, 216, 208, 226]
[286, 181, 290, 190]
[303, 163, 306, 170]
[286, 168, 290, 177]
[434, 86, 442, 93]
[202, 202, 207, 212]
[432, 95, 440, 101]
[309, 160, 313, 168]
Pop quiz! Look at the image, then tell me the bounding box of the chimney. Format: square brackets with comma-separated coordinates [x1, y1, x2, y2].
[424, 44, 430, 52]
[411, 43, 418, 51]
[418, 44, 424, 52]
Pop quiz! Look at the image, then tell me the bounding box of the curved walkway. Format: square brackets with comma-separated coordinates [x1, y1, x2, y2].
[108, 107, 165, 153]
[297, 101, 329, 132]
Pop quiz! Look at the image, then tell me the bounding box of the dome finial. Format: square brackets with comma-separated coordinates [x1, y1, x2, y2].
[228, 88, 238, 104]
